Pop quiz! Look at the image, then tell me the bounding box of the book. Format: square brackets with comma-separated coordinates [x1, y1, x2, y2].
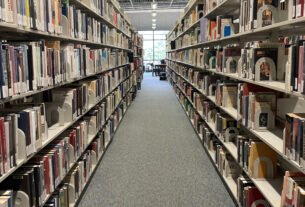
[248, 141, 277, 179]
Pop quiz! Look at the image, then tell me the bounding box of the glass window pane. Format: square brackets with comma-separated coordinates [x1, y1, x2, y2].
[139, 31, 153, 35]
[154, 34, 166, 40]
[143, 34, 153, 40]
[143, 40, 154, 61]
[153, 40, 166, 61]
[154, 31, 169, 35]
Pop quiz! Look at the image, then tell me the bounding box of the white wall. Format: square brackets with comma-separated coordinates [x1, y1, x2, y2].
[126, 9, 183, 31]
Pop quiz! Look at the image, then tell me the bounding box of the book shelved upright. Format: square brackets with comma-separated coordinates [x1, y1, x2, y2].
[0, 0, 138, 206]
[130, 29, 143, 97]
[167, 0, 305, 206]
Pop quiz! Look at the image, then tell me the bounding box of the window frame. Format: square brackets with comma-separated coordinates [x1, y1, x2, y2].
[139, 30, 168, 63]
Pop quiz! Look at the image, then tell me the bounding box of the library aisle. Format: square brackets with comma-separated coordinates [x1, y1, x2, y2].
[78, 73, 235, 207]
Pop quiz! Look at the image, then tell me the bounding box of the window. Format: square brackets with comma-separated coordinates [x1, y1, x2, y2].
[139, 30, 168, 69]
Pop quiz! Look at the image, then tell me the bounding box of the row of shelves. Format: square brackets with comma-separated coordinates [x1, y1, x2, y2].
[166, 58, 305, 103]
[0, 63, 131, 104]
[0, 75, 132, 185]
[42, 86, 133, 206]
[168, 73, 282, 207]
[69, 0, 131, 37]
[168, 0, 199, 36]
[0, 21, 132, 52]
[167, 16, 305, 52]
[169, 0, 240, 42]
[166, 65, 302, 173]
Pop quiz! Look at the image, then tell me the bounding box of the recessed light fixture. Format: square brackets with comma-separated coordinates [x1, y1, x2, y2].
[152, 11, 157, 17]
[152, 26, 156, 30]
[152, 19, 156, 23]
[151, 2, 157, 10]
[152, 23, 156, 27]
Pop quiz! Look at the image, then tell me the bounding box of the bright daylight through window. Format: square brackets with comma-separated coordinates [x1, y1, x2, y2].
[139, 30, 168, 72]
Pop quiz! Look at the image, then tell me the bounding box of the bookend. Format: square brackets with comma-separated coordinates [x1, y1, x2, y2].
[257, 5, 278, 28]
[69, 144, 75, 167]
[88, 117, 97, 137]
[14, 191, 30, 207]
[88, 88, 96, 108]
[254, 107, 275, 130]
[45, 103, 61, 127]
[88, 27, 93, 42]
[59, 103, 73, 125]
[91, 151, 97, 168]
[64, 61, 72, 81]
[17, 129, 27, 163]
[88, 59, 94, 75]
[82, 0, 91, 7]
[68, 183, 76, 206]
[62, 16, 69, 37]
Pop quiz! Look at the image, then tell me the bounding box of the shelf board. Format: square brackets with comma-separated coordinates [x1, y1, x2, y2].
[69, 0, 131, 38]
[0, 63, 130, 104]
[169, 66, 288, 157]
[172, 85, 239, 204]
[170, 75, 283, 207]
[42, 86, 132, 206]
[0, 76, 131, 184]
[0, 22, 132, 51]
[174, 19, 201, 40]
[167, 16, 305, 52]
[168, 0, 200, 36]
[204, 0, 240, 19]
[167, 59, 305, 99]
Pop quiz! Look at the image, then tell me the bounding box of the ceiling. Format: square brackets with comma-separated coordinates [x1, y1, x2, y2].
[126, 9, 183, 30]
[118, 0, 189, 10]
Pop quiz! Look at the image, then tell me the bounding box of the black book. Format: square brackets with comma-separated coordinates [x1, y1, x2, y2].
[7, 169, 35, 207]
[27, 44, 34, 91]
[17, 111, 31, 151]
[23, 163, 45, 206]
[4, 115, 16, 168]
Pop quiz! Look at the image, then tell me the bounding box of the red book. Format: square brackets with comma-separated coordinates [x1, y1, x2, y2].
[69, 130, 76, 155]
[282, 171, 305, 206]
[42, 156, 50, 194]
[53, 149, 59, 181]
[34, 156, 51, 194]
[114, 11, 117, 26]
[92, 142, 98, 158]
[247, 186, 269, 206]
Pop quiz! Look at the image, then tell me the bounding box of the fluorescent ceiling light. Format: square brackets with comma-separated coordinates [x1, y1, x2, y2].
[152, 19, 156, 23]
[151, 2, 157, 10]
[152, 23, 156, 27]
[152, 11, 157, 17]
[152, 26, 156, 30]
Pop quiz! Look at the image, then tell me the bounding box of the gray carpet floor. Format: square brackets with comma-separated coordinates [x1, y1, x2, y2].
[78, 73, 236, 207]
